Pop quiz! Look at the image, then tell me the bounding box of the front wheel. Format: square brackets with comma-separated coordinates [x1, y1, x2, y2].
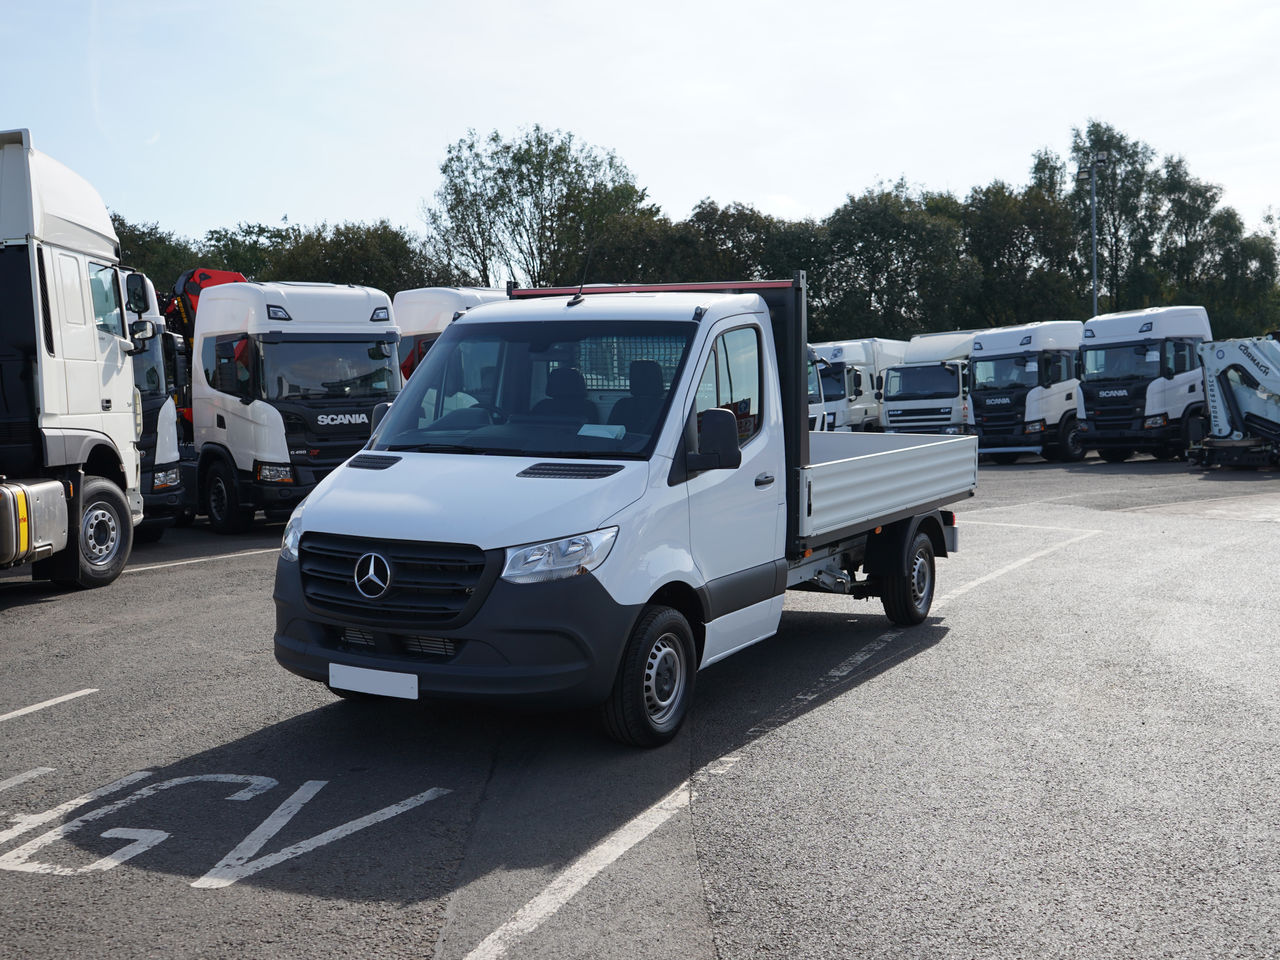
[205, 461, 253, 534]
[881, 531, 935, 625]
[53, 476, 133, 588]
[1054, 416, 1086, 462]
[601, 605, 696, 747]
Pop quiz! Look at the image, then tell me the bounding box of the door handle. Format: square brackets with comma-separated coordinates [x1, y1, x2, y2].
[216, 414, 226, 429]
[101, 399, 112, 411]
[755, 473, 775, 488]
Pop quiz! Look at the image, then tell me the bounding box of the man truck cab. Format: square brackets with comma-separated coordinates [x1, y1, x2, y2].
[392, 287, 505, 380]
[191, 281, 401, 532]
[812, 338, 909, 431]
[970, 321, 1084, 463]
[879, 331, 977, 435]
[1, 128, 156, 586]
[1076, 306, 1210, 462]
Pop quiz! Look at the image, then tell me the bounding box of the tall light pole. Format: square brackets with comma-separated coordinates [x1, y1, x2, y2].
[1076, 150, 1109, 317]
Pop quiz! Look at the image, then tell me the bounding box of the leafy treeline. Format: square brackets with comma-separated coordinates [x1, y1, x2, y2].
[114, 120, 1279, 339]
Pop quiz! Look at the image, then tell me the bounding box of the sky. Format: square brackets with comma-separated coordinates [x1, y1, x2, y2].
[6, 0, 1279, 243]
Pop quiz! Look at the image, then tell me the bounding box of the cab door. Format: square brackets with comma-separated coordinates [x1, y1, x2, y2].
[684, 320, 787, 664]
[88, 264, 138, 473]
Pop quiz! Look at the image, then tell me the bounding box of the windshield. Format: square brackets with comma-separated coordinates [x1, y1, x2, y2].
[884, 363, 960, 400]
[372, 319, 697, 459]
[132, 337, 168, 399]
[259, 339, 399, 401]
[1081, 341, 1161, 382]
[819, 362, 846, 400]
[971, 354, 1038, 391]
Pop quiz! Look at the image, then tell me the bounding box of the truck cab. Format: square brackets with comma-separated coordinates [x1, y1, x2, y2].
[1076, 306, 1210, 462]
[191, 281, 401, 532]
[813, 338, 908, 431]
[969, 321, 1084, 463]
[393, 286, 505, 380]
[879, 331, 977, 435]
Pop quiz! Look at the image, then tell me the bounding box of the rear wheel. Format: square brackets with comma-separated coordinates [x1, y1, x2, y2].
[53, 476, 133, 588]
[1100, 448, 1133, 463]
[205, 460, 253, 534]
[881, 531, 935, 625]
[601, 605, 696, 747]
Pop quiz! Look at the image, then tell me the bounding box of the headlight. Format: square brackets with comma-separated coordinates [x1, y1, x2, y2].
[153, 467, 180, 490]
[280, 501, 307, 562]
[1143, 414, 1168, 429]
[1024, 420, 1046, 434]
[502, 527, 618, 584]
[256, 461, 295, 483]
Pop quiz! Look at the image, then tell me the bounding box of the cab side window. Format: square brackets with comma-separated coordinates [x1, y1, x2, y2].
[1171, 341, 1197, 373]
[88, 263, 125, 338]
[693, 326, 762, 446]
[208, 335, 254, 399]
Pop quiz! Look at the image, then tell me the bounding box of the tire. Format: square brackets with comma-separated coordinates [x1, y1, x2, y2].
[1054, 416, 1086, 463]
[601, 605, 696, 748]
[133, 519, 170, 544]
[1100, 448, 1133, 463]
[53, 476, 132, 588]
[990, 453, 1020, 465]
[881, 531, 935, 626]
[205, 460, 253, 534]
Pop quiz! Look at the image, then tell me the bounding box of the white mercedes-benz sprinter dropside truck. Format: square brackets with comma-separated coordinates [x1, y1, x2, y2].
[273, 276, 978, 746]
[1, 129, 157, 587]
[1076, 306, 1210, 462]
[969, 321, 1085, 463]
[191, 281, 400, 532]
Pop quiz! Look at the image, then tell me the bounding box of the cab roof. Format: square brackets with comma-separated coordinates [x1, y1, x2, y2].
[972, 320, 1083, 355]
[1083, 306, 1210, 343]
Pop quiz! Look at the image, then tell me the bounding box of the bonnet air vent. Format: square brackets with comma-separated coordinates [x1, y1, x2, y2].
[518, 463, 624, 479]
[349, 454, 402, 470]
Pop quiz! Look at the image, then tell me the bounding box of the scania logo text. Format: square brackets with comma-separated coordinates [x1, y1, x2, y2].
[317, 413, 370, 426]
[1099, 389, 1127, 398]
[985, 397, 1011, 405]
[354, 552, 391, 599]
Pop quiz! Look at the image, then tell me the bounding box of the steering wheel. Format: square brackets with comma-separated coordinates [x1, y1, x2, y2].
[470, 402, 508, 424]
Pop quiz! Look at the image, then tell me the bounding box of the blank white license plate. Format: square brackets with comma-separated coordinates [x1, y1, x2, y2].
[329, 663, 419, 700]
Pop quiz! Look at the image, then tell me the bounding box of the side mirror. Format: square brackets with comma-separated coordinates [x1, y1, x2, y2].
[371, 401, 392, 434]
[129, 319, 156, 341]
[125, 274, 150, 317]
[1162, 367, 1175, 380]
[874, 391, 883, 401]
[687, 408, 741, 472]
[875, 374, 884, 392]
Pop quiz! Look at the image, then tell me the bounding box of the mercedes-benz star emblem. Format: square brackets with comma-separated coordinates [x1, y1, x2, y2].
[354, 552, 391, 599]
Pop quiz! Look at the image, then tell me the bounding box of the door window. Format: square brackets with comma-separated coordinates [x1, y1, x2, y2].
[694, 326, 762, 446]
[207, 335, 254, 399]
[88, 263, 125, 338]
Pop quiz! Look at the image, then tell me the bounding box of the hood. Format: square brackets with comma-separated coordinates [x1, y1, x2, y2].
[298, 453, 649, 550]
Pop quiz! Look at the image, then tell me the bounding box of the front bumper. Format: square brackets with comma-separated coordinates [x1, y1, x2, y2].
[273, 557, 643, 707]
[1078, 420, 1178, 448]
[141, 463, 188, 521]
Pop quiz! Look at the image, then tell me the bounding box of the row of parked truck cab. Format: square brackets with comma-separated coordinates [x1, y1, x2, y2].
[807, 304, 1215, 464]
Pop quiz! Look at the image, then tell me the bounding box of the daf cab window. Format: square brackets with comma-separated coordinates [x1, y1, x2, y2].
[88, 262, 125, 338]
[373, 319, 696, 459]
[1081, 342, 1162, 381]
[885, 363, 960, 400]
[258, 338, 399, 402]
[694, 326, 762, 446]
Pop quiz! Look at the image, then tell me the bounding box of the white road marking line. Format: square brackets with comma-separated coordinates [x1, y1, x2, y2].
[1118, 490, 1280, 513]
[0, 770, 153, 846]
[0, 768, 55, 795]
[936, 531, 1099, 605]
[0, 689, 98, 723]
[961, 519, 1104, 533]
[125, 548, 279, 575]
[463, 760, 739, 960]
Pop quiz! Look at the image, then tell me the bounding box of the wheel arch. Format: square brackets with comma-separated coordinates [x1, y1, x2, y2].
[648, 580, 707, 665]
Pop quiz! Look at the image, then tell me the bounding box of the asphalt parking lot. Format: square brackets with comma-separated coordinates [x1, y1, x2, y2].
[2, 454, 1279, 959]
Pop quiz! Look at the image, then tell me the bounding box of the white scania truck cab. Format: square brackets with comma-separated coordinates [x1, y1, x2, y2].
[1076, 306, 1210, 462]
[812, 338, 909, 431]
[126, 272, 188, 541]
[191, 281, 400, 533]
[879, 331, 977, 435]
[969, 321, 1084, 463]
[273, 276, 978, 747]
[393, 286, 505, 380]
[0, 129, 157, 586]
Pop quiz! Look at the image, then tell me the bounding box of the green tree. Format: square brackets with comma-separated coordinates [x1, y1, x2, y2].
[110, 214, 200, 296]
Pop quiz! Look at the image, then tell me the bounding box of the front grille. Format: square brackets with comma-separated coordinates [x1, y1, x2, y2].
[332, 625, 459, 660]
[1085, 395, 1143, 430]
[300, 532, 498, 627]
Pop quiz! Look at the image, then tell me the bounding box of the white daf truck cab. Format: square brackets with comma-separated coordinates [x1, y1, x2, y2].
[190, 281, 401, 532]
[273, 276, 978, 746]
[969, 321, 1084, 463]
[879, 331, 977, 435]
[0, 129, 157, 586]
[1076, 306, 1210, 462]
[812, 338, 909, 431]
[393, 286, 504, 380]
[1188, 334, 1280, 469]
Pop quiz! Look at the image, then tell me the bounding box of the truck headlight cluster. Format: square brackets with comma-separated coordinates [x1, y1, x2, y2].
[1143, 414, 1168, 429]
[152, 467, 180, 490]
[1024, 420, 1046, 434]
[256, 462, 295, 483]
[502, 528, 618, 584]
